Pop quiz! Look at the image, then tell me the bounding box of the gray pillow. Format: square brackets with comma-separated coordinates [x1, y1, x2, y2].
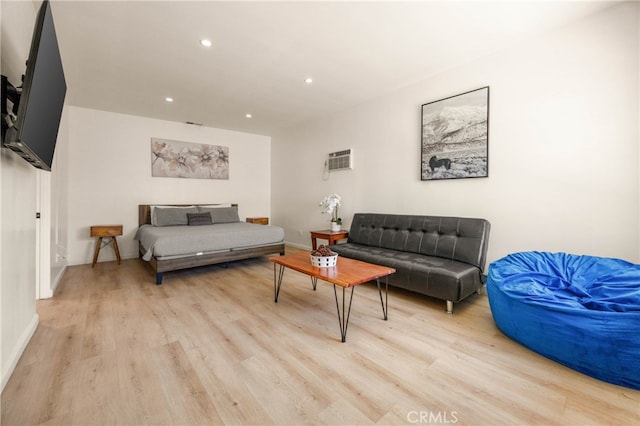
[198, 206, 239, 223]
[187, 212, 212, 226]
[154, 206, 198, 226]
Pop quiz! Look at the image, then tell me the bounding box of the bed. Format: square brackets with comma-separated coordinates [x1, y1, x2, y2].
[137, 204, 285, 284]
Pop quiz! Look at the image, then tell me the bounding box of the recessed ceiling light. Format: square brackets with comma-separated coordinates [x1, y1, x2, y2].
[165, 97, 174, 102]
[245, 113, 252, 119]
[304, 77, 313, 84]
[200, 39, 212, 47]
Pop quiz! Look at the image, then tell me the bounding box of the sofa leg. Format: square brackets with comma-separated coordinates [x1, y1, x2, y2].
[446, 300, 453, 314]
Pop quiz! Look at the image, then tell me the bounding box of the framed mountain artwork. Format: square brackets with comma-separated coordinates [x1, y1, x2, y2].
[421, 87, 489, 181]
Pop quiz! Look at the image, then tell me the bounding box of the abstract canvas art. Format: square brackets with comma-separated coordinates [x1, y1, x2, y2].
[151, 138, 229, 180]
[421, 87, 489, 181]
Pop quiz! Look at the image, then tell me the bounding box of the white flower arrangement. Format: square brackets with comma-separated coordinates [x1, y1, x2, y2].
[319, 193, 342, 224]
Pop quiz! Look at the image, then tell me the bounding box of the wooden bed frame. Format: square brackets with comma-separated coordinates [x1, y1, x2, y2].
[138, 204, 285, 284]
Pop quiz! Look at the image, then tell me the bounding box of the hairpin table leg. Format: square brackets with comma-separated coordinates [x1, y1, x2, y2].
[333, 285, 355, 342]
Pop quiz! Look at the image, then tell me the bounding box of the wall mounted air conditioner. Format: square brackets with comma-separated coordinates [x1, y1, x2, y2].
[328, 149, 353, 172]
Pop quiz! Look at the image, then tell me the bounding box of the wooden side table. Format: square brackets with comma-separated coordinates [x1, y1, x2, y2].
[246, 217, 269, 225]
[310, 229, 349, 250]
[90, 225, 123, 267]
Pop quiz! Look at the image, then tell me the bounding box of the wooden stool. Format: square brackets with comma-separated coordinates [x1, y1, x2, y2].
[90, 225, 123, 267]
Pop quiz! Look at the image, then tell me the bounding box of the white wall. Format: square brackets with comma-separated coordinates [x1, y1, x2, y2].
[1, 0, 41, 390]
[0, 152, 40, 391]
[272, 2, 640, 265]
[66, 107, 271, 265]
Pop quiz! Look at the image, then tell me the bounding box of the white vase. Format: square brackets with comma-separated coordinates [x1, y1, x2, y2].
[331, 222, 341, 232]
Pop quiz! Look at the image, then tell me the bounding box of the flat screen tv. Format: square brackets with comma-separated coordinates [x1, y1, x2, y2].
[2, 0, 66, 171]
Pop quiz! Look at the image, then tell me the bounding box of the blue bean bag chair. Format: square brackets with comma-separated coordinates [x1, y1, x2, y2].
[487, 251, 640, 390]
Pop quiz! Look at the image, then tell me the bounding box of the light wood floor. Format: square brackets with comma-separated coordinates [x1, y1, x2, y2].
[2, 248, 639, 425]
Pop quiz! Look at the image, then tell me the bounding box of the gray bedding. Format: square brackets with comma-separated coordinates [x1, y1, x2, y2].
[136, 222, 285, 261]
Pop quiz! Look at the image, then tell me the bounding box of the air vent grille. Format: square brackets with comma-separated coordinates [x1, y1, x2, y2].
[328, 149, 352, 172]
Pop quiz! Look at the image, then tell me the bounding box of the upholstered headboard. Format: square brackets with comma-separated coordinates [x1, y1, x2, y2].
[138, 203, 238, 226]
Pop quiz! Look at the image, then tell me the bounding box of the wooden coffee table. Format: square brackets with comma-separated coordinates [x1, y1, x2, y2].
[270, 251, 395, 342]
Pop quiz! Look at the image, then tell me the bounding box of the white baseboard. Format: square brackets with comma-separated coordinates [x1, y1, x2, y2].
[285, 241, 311, 250]
[1, 313, 39, 392]
[51, 263, 67, 295]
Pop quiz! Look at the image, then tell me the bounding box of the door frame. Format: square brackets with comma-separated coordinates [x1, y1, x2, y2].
[36, 170, 52, 299]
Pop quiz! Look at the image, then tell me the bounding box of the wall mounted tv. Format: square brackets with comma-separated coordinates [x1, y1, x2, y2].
[1, 0, 66, 171]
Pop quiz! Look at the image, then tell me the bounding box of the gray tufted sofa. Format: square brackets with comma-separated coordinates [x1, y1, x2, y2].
[330, 213, 491, 313]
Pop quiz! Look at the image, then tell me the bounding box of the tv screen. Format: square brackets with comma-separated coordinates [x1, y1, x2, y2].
[3, 0, 66, 171]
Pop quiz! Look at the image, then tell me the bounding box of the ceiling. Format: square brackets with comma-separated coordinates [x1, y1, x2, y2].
[50, 1, 616, 136]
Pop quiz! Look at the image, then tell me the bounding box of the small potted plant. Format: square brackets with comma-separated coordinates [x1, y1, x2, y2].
[320, 193, 342, 231]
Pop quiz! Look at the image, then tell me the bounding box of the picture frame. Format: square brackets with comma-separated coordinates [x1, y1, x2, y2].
[151, 138, 229, 180]
[421, 86, 489, 181]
